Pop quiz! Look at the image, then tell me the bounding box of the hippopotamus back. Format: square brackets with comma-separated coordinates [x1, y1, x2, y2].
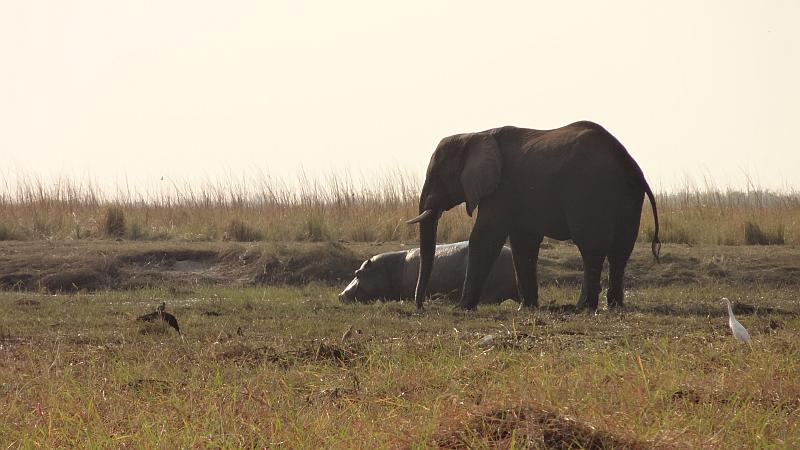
[403, 242, 517, 303]
[339, 241, 518, 304]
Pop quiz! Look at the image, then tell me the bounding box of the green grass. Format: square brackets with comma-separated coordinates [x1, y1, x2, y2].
[2, 284, 798, 447]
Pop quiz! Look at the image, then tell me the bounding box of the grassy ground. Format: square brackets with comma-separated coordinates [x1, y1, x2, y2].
[2, 279, 798, 447]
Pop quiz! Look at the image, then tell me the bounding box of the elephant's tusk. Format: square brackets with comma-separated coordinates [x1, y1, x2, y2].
[406, 209, 435, 224]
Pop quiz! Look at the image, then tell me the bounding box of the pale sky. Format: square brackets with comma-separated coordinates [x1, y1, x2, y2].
[1, 1, 798, 194]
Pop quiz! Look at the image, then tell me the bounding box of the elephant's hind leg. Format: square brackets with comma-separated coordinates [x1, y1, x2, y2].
[607, 253, 630, 308]
[576, 250, 605, 311]
[607, 195, 643, 308]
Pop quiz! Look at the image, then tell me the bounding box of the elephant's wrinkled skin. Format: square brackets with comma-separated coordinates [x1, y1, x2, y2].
[409, 121, 660, 311]
[338, 242, 518, 304]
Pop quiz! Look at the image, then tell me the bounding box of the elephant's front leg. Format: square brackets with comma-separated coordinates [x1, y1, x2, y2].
[509, 230, 543, 309]
[457, 207, 510, 310]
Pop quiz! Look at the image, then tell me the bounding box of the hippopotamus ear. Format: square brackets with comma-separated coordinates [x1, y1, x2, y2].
[355, 259, 372, 276]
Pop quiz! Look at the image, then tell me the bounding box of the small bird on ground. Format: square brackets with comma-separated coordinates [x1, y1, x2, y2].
[137, 302, 182, 335]
[721, 297, 751, 344]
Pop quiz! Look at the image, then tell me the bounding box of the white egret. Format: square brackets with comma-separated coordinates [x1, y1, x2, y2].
[721, 297, 751, 344]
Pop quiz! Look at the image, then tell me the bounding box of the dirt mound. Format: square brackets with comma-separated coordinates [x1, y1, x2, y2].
[116, 249, 217, 265]
[436, 405, 652, 449]
[40, 267, 115, 292]
[0, 272, 35, 290]
[1, 240, 799, 293]
[254, 242, 362, 285]
[0, 255, 120, 292]
[0, 241, 366, 293]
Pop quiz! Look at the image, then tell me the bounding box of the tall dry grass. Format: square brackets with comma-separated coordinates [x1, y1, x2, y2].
[1, 172, 798, 245]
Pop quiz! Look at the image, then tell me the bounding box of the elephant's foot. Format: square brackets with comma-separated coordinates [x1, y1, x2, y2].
[517, 301, 538, 311]
[607, 289, 624, 309]
[575, 296, 599, 311]
[454, 301, 478, 311]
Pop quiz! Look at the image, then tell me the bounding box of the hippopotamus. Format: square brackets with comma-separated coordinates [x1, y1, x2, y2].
[338, 241, 518, 304]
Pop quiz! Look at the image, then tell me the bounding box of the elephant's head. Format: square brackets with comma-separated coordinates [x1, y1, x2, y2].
[407, 132, 502, 308]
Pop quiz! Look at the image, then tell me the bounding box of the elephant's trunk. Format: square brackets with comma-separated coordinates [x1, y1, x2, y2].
[414, 213, 438, 309]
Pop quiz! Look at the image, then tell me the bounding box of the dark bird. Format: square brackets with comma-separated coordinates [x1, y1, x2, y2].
[341, 325, 354, 342]
[137, 302, 182, 335]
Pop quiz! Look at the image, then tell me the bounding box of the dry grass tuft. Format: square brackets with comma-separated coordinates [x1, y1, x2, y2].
[1, 172, 799, 245]
[0, 223, 16, 241]
[436, 404, 652, 449]
[101, 206, 126, 238]
[744, 221, 785, 245]
[224, 219, 263, 242]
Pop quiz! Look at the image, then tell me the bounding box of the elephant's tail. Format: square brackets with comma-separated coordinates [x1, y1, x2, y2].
[644, 182, 661, 262]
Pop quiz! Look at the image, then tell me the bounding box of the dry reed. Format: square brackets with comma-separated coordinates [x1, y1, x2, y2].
[1, 172, 798, 245]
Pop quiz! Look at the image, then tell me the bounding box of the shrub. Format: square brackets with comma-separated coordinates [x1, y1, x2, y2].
[350, 222, 377, 242]
[224, 219, 263, 242]
[0, 223, 15, 241]
[744, 221, 784, 245]
[32, 218, 53, 239]
[664, 226, 694, 245]
[128, 221, 147, 240]
[299, 215, 328, 242]
[644, 218, 694, 245]
[101, 207, 126, 238]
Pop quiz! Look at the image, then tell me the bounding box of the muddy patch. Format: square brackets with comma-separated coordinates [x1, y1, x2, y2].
[173, 259, 210, 272]
[436, 405, 651, 449]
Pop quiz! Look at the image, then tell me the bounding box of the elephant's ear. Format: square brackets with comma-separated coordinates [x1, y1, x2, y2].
[461, 134, 502, 217]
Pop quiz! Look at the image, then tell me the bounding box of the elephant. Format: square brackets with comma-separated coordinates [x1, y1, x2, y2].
[407, 121, 660, 311]
[338, 241, 518, 304]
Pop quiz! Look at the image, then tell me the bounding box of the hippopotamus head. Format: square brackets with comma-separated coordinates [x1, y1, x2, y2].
[338, 253, 403, 303]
